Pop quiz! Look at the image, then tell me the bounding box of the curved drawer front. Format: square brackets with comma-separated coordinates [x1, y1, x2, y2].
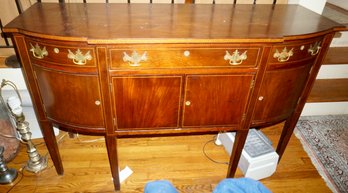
[26, 38, 96, 68]
[109, 46, 261, 69]
[269, 37, 324, 64]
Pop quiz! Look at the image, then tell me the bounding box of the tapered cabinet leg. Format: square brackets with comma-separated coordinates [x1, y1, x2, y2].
[39, 121, 63, 175]
[276, 118, 297, 162]
[105, 135, 120, 191]
[227, 130, 248, 178]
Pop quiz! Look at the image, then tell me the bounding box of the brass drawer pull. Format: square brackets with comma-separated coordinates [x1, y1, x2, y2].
[308, 41, 321, 56]
[273, 47, 294, 62]
[29, 43, 48, 59]
[224, 50, 247, 65]
[123, 51, 147, 67]
[67, 49, 92, 65]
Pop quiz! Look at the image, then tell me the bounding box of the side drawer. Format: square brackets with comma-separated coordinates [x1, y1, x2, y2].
[109, 45, 261, 69]
[26, 38, 96, 68]
[269, 37, 323, 64]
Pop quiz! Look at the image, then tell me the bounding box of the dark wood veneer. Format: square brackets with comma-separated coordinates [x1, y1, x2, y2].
[113, 76, 182, 129]
[183, 74, 254, 127]
[109, 46, 261, 68]
[4, 3, 346, 191]
[34, 66, 104, 128]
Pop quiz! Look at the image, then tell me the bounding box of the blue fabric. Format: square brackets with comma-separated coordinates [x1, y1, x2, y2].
[144, 180, 179, 193]
[144, 178, 271, 193]
[213, 178, 272, 193]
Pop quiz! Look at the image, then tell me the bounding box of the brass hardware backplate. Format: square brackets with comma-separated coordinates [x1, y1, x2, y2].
[308, 41, 321, 56]
[67, 49, 92, 65]
[273, 47, 294, 62]
[123, 51, 147, 67]
[224, 50, 247, 65]
[29, 43, 48, 59]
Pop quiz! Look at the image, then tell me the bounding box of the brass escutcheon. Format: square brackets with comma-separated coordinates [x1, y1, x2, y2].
[123, 51, 147, 67]
[273, 47, 294, 62]
[308, 41, 321, 56]
[67, 49, 92, 65]
[224, 50, 248, 65]
[29, 43, 48, 59]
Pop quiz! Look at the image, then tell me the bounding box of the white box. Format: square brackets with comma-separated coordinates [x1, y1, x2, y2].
[217, 129, 279, 180]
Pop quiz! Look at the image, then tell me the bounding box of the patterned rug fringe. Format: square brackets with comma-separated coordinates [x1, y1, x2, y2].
[294, 128, 339, 193]
[295, 115, 348, 193]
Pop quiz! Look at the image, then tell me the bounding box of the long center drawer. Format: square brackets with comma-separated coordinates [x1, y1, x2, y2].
[109, 45, 261, 69]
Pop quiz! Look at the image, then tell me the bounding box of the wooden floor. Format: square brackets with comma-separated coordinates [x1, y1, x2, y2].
[1, 123, 331, 193]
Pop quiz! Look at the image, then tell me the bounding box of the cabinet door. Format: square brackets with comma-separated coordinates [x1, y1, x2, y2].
[183, 75, 254, 127]
[112, 76, 182, 129]
[34, 66, 104, 128]
[252, 60, 313, 125]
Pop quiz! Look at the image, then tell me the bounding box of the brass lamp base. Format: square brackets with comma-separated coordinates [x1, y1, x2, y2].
[1, 79, 48, 174]
[0, 168, 18, 184]
[17, 121, 48, 173]
[0, 146, 18, 184]
[25, 154, 48, 173]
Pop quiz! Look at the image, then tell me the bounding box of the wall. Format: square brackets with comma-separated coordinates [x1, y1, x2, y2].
[299, 0, 326, 14]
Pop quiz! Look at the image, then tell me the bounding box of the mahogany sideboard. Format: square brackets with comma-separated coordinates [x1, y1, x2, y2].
[4, 3, 346, 191]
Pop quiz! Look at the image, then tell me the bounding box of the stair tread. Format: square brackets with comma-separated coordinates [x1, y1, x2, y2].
[323, 47, 348, 65]
[308, 79, 348, 102]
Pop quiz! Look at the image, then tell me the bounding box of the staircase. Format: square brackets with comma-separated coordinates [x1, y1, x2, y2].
[303, 44, 348, 115]
[302, 2, 348, 116]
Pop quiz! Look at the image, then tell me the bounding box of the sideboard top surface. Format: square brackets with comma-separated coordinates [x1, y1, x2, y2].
[4, 3, 345, 43]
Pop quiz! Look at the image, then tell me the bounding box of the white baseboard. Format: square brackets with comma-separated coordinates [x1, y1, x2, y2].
[317, 65, 348, 79]
[302, 102, 348, 116]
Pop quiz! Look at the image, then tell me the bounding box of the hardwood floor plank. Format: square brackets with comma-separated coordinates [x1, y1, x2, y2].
[1, 124, 331, 193]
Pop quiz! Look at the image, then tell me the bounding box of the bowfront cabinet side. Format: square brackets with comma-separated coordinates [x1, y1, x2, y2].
[252, 38, 324, 126]
[183, 75, 254, 127]
[33, 67, 105, 130]
[112, 76, 182, 130]
[252, 60, 314, 125]
[25, 37, 105, 133]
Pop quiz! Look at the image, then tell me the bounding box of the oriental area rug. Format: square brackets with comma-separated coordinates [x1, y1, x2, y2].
[295, 115, 348, 193]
